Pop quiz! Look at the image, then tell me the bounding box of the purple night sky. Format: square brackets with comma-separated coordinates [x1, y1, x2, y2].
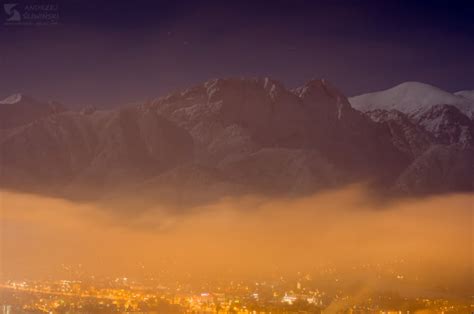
[1, 0, 473, 107]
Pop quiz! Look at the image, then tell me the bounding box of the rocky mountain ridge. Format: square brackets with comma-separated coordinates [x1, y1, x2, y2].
[1, 78, 472, 204]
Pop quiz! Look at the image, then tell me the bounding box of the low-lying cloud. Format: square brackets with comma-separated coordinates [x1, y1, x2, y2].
[0, 186, 472, 295]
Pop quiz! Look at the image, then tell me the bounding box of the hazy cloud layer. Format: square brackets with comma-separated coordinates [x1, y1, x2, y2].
[1, 186, 472, 295]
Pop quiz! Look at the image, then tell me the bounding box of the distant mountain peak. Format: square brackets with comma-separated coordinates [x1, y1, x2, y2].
[349, 81, 474, 119]
[455, 90, 474, 101]
[392, 81, 444, 90]
[293, 78, 343, 99]
[0, 93, 33, 105]
[293, 78, 351, 119]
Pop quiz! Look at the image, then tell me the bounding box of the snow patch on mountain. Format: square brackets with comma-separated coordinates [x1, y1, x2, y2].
[349, 82, 474, 119]
[455, 90, 474, 101]
[0, 93, 27, 104]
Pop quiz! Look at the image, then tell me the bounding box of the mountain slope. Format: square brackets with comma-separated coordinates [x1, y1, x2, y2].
[413, 104, 474, 147]
[351, 82, 474, 195]
[151, 77, 408, 184]
[0, 106, 194, 197]
[455, 90, 474, 101]
[395, 145, 473, 194]
[0, 93, 64, 129]
[366, 109, 433, 158]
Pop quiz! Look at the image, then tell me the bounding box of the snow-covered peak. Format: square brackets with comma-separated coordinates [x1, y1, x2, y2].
[455, 90, 474, 101]
[0, 93, 28, 104]
[349, 82, 474, 118]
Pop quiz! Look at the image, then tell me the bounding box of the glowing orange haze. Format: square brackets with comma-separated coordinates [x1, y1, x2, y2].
[0, 186, 472, 287]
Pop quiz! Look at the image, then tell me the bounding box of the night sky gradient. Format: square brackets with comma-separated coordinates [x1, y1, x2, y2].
[0, 0, 473, 107]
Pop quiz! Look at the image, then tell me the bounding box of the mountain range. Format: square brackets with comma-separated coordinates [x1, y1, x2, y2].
[1, 79, 472, 205]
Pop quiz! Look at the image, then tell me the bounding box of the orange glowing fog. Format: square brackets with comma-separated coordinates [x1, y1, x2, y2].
[0, 186, 472, 291]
